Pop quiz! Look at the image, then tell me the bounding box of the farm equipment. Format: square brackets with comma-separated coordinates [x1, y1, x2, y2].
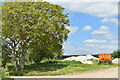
[98, 53, 112, 64]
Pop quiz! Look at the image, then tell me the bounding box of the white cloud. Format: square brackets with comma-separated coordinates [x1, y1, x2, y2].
[100, 17, 118, 24]
[94, 34, 115, 40]
[45, 1, 118, 18]
[45, 0, 119, 3]
[92, 26, 116, 40]
[45, 0, 118, 55]
[45, 1, 118, 25]
[83, 39, 107, 43]
[82, 25, 92, 31]
[84, 44, 117, 49]
[78, 3, 117, 18]
[63, 42, 98, 55]
[102, 34, 116, 40]
[84, 25, 118, 45]
[63, 42, 117, 55]
[109, 40, 118, 44]
[63, 42, 81, 55]
[91, 25, 110, 34]
[66, 26, 78, 34]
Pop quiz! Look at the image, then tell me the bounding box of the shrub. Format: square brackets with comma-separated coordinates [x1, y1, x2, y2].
[9, 71, 23, 76]
[0, 68, 9, 79]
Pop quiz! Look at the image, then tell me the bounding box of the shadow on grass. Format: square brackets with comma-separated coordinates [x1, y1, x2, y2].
[25, 62, 68, 72]
[8, 60, 69, 76]
[2, 78, 15, 80]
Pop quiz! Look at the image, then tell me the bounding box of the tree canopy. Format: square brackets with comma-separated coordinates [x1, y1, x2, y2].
[2, 2, 70, 71]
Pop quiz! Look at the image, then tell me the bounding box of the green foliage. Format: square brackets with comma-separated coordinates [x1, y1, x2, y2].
[88, 59, 99, 64]
[5, 0, 43, 2]
[0, 68, 9, 79]
[9, 71, 24, 76]
[2, 2, 69, 70]
[2, 42, 12, 68]
[29, 48, 63, 63]
[112, 49, 120, 58]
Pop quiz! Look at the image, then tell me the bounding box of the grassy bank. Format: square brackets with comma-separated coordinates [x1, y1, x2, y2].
[7, 60, 118, 76]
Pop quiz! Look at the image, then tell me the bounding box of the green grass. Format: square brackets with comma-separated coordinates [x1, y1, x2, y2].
[2, 78, 15, 80]
[7, 60, 118, 76]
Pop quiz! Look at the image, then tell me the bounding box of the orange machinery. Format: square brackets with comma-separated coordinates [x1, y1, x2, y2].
[98, 53, 112, 64]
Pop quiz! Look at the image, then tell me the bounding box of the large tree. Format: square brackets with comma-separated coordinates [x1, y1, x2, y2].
[2, 2, 69, 71]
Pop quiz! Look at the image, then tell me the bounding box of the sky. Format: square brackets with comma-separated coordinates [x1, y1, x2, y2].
[45, 1, 118, 55]
[0, 0, 119, 55]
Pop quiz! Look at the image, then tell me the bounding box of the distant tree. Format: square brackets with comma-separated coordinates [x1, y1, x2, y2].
[112, 50, 120, 58]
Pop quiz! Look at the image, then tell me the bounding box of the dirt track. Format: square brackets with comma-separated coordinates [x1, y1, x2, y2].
[11, 67, 119, 78]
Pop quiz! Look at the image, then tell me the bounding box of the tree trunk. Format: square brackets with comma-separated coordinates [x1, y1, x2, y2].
[12, 49, 19, 71]
[20, 43, 26, 70]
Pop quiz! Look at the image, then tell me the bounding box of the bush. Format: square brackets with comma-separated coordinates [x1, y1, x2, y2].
[9, 71, 23, 76]
[0, 68, 9, 79]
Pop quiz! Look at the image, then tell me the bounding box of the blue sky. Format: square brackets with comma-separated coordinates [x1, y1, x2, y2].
[46, 1, 118, 55]
[1, 0, 118, 55]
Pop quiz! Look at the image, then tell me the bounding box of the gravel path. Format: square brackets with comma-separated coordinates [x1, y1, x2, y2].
[11, 67, 119, 78]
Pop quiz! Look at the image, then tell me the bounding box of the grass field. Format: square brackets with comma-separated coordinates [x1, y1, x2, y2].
[7, 59, 118, 76]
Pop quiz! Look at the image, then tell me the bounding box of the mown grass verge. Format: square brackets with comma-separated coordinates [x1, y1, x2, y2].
[7, 60, 118, 76]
